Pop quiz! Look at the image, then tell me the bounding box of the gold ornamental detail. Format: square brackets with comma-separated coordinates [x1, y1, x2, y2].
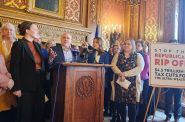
[3, 0, 26, 9]
[76, 76, 95, 99]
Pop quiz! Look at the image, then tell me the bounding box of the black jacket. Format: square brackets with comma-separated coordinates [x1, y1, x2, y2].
[49, 44, 79, 71]
[10, 38, 45, 92]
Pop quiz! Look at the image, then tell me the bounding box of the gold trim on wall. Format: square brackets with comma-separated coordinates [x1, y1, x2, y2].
[3, 0, 26, 9]
[0, 16, 90, 45]
[89, 0, 97, 23]
[0, 5, 94, 45]
[0, 8, 92, 32]
[0, 0, 96, 45]
[27, 0, 64, 19]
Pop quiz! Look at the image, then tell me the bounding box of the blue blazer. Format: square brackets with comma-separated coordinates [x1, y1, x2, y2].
[87, 50, 110, 65]
[87, 50, 111, 87]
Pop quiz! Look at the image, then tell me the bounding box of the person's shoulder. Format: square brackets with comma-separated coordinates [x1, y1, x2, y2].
[144, 52, 149, 57]
[53, 43, 61, 48]
[136, 52, 142, 57]
[101, 51, 109, 59]
[14, 39, 22, 44]
[51, 43, 60, 50]
[101, 50, 107, 54]
[12, 39, 25, 49]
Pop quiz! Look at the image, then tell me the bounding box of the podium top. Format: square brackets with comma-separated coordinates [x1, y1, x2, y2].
[62, 62, 112, 67]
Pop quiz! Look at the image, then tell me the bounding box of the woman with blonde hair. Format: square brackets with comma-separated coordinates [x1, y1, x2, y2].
[0, 22, 17, 122]
[0, 23, 17, 69]
[111, 39, 144, 122]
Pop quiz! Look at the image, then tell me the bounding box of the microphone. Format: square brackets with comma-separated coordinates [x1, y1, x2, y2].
[88, 45, 94, 50]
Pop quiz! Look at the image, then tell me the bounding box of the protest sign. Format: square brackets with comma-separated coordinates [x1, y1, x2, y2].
[150, 43, 185, 88]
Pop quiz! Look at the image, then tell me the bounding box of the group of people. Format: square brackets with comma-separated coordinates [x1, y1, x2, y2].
[0, 21, 56, 122]
[106, 39, 183, 122]
[0, 21, 183, 122]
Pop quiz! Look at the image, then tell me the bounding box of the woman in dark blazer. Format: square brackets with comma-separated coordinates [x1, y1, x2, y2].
[87, 37, 109, 64]
[10, 21, 45, 122]
[87, 37, 111, 116]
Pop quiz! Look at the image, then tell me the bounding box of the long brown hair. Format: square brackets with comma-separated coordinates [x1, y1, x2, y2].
[93, 37, 105, 55]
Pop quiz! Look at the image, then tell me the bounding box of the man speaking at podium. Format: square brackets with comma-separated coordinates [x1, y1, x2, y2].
[48, 32, 80, 121]
[48, 32, 79, 68]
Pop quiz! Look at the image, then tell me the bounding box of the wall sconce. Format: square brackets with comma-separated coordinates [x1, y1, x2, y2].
[103, 24, 122, 33]
[102, 24, 122, 50]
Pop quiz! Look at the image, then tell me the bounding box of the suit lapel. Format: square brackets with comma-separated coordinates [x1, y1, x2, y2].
[57, 45, 65, 62]
[22, 39, 35, 62]
[99, 54, 103, 63]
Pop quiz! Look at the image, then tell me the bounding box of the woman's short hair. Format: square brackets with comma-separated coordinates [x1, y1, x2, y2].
[1, 23, 16, 39]
[18, 21, 33, 36]
[124, 38, 136, 53]
[136, 39, 144, 49]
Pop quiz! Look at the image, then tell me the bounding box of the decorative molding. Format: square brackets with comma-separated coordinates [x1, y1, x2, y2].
[76, 76, 95, 99]
[163, 0, 176, 42]
[89, 0, 97, 23]
[3, 0, 26, 9]
[145, 0, 159, 42]
[0, 16, 89, 45]
[1, 0, 91, 29]
[27, 0, 64, 19]
[64, 0, 81, 22]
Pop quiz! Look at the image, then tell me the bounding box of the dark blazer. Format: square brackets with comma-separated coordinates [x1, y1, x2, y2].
[49, 44, 79, 71]
[87, 50, 110, 64]
[87, 50, 111, 87]
[10, 38, 45, 92]
[106, 53, 114, 82]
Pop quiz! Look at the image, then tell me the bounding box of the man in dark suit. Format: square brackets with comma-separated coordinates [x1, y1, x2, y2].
[48, 32, 79, 69]
[48, 33, 80, 121]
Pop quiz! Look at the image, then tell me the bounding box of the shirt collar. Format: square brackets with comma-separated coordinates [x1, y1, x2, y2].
[62, 46, 70, 51]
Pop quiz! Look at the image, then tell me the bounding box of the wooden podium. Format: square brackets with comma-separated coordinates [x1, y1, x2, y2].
[51, 63, 110, 122]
